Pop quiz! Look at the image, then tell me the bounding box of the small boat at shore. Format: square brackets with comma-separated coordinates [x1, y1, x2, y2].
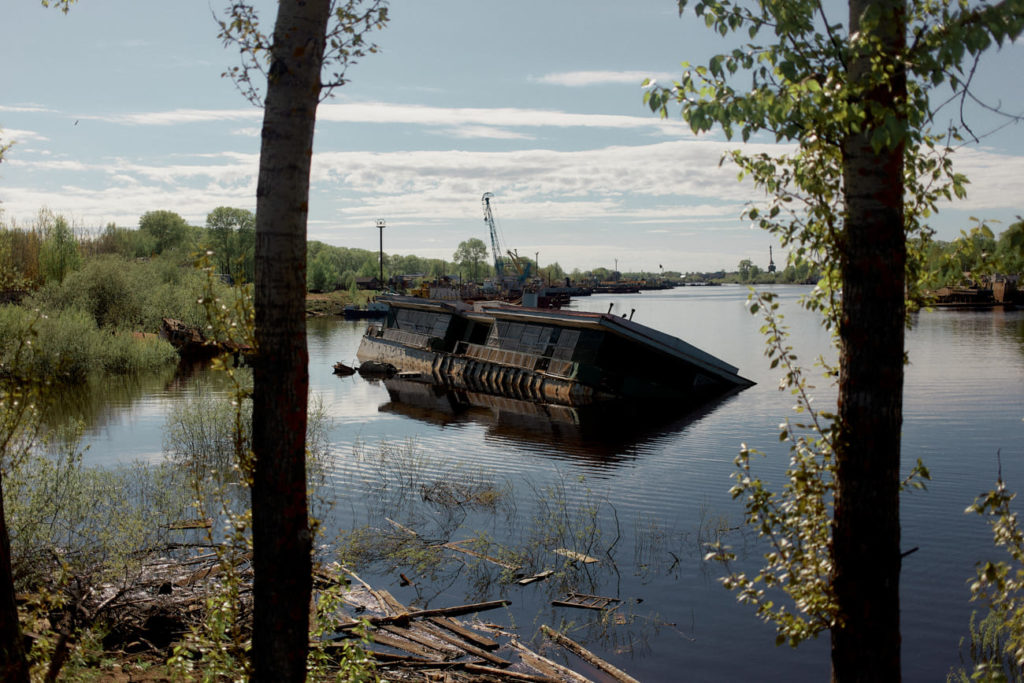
[355, 296, 753, 406]
[343, 301, 389, 320]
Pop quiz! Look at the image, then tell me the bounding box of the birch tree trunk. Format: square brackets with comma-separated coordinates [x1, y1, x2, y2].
[833, 0, 908, 679]
[250, 1, 330, 679]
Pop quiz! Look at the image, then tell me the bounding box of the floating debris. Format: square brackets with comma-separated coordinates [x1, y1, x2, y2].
[541, 625, 640, 683]
[333, 361, 356, 375]
[440, 540, 522, 572]
[357, 360, 398, 377]
[551, 592, 621, 611]
[517, 570, 555, 586]
[552, 548, 599, 564]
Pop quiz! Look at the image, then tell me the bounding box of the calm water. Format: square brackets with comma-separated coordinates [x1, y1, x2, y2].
[71, 285, 1024, 681]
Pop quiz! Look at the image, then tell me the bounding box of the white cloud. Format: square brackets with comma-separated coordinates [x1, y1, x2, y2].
[316, 102, 690, 134]
[0, 128, 48, 143]
[79, 101, 687, 134]
[943, 146, 1024, 210]
[85, 108, 258, 126]
[533, 70, 677, 87]
[435, 125, 535, 140]
[7, 158, 89, 171]
[0, 104, 55, 114]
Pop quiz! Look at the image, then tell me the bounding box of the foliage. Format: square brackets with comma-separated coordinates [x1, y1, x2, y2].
[309, 248, 344, 293]
[642, 0, 1021, 653]
[705, 291, 839, 644]
[216, 0, 390, 106]
[963, 468, 1024, 679]
[453, 237, 490, 282]
[205, 206, 256, 283]
[81, 223, 157, 260]
[706, 291, 930, 645]
[921, 221, 1024, 289]
[0, 226, 41, 290]
[30, 253, 228, 332]
[308, 242, 374, 292]
[949, 610, 1019, 682]
[0, 305, 177, 382]
[1, 330, 191, 680]
[138, 210, 191, 255]
[644, 0, 1022, 314]
[38, 215, 81, 285]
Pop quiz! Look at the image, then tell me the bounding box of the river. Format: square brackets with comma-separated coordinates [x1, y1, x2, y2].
[71, 285, 1024, 681]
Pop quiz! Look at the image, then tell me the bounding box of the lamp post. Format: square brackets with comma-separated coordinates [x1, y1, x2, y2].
[376, 219, 386, 290]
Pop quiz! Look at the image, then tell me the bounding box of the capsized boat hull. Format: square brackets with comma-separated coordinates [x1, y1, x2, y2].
[355, 296, 753, 406]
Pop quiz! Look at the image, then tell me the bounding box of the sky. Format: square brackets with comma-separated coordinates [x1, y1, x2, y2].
[2, 0, 1023, 274]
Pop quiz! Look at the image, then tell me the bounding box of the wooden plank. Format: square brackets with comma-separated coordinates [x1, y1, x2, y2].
[339, 599, 512, 630]
[375, 589, 409, 613]
[518, 570, 555, 586]
[540, 625, 639, 683]
[463, 662, 561, 682]
[427, 616, 500, 650]
[511, 642, 592, 683]
[441, 540, 521, 571]
[418, 621, 510, 666]
[379, 624, 461, 659]
[366, 630, 446, 661]
[553, 548, 599, 564]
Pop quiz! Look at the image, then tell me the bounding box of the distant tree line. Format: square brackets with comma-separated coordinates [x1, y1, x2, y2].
[6, 210, 1019, 298]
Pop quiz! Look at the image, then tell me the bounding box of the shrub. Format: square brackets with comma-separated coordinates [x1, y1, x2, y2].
[0, 305, 178, 382]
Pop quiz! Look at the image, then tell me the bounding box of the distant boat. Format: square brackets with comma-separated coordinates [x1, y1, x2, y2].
[343, 301, 389, 320]
[356, 296, 753, 406]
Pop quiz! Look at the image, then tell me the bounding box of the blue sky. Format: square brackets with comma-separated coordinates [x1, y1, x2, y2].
[2, 0, 1022, 274]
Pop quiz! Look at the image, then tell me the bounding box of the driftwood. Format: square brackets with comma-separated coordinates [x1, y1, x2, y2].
[366, 629, 447, 661]
[462, 662, 562, 682]
[518, 570, 554, 586]
[440, 540, 521, 571]
[338, 599, 512, 630]
[540, 625, 639, 683]
[419, 622, 510, 666]
[510, 639, 592, 683]
[428, 615, 499, 650]
[552, 548, 599, 564]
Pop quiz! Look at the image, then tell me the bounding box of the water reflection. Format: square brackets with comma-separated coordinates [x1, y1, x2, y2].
[377, 376, 743, 467]
[44, 365, 179, 430]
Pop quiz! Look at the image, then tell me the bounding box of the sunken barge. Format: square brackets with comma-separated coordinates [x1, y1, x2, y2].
[356, 296, 753, 406]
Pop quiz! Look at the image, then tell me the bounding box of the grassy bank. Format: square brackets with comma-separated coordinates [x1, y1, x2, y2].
[305, 288, 375, 316]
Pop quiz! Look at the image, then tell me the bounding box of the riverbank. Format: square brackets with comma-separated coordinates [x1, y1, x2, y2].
[306, 290, 375, 316]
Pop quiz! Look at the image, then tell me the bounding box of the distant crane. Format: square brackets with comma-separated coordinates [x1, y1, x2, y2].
[482, 192, 504, 277]
[505, 248, 532, 282]
[768, 245, 777, 273]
